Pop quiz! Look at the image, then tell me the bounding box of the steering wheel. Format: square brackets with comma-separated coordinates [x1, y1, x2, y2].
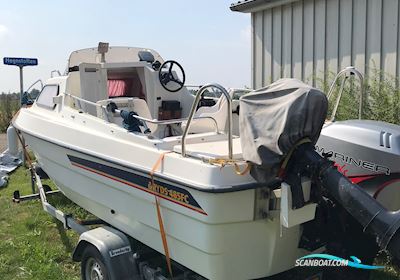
[158, 60, 186, 92]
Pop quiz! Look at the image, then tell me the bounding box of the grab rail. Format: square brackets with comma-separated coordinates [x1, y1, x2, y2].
[63, 93, 219, 132]
[26, 79, 43, 93]
[64, 92, 98, 108]
[51, 70, 62, 78]
[181, 83, 232, 159]
[326, 66, 364, 121]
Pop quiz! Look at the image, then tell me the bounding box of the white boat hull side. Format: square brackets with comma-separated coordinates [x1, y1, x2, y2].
[23, 131, 308, 279]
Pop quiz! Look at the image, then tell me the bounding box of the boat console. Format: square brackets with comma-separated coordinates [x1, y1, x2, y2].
[65, 46, 230, 142]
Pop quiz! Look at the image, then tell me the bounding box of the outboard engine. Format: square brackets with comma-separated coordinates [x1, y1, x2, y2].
[317, 120, 400, 210]
[239, 79, 400, 260]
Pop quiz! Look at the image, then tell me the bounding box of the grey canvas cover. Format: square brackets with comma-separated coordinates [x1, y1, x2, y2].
[239, 78, 328, 183]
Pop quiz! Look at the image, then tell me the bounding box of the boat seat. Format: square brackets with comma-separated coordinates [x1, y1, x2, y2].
[181, 91, 233, 134]
[96, 98, 157, 133]
[173, 137, 243, 160]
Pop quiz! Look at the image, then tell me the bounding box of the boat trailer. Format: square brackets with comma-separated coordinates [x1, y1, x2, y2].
[13, 165, 328, 280]
[13, 166, 208, 280]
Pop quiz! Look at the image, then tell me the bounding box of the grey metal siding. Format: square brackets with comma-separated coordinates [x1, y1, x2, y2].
[251, 0, 400, 89]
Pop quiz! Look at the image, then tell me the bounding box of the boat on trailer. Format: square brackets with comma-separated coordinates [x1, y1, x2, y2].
[13, 43, 400, 279]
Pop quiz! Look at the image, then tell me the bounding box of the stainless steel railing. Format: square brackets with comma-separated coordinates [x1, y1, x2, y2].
[63, 93, 219, 133]
[181, 83, 232, 159]
[26, 79, 43, 93]
[50, 70, 62, 78]
[326, 66, 364, 121]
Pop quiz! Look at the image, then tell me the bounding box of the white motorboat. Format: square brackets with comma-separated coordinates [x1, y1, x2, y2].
[13, 44, 400, 280]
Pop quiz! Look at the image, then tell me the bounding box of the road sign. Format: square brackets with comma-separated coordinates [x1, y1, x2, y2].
[3, 56, 39, 109]
[3, 57, 38, 67]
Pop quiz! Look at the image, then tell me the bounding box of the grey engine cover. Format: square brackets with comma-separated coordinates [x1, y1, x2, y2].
[317, 120, 400, 178]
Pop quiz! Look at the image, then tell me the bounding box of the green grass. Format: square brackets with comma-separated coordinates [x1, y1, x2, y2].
[1, 167, 400, 279]
[0, 167, 92, 280]
[317, 67, 400, 126]
[371, 252, 400, 280]
[0, 94, 19, 132]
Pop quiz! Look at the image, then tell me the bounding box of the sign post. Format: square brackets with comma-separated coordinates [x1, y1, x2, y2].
[3, 57, 38, 106]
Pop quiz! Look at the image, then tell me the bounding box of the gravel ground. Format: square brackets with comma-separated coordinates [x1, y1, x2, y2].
[0, 134, 7, 153]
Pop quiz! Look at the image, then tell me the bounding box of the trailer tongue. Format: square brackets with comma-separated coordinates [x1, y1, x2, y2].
[240, 78, 400, 259]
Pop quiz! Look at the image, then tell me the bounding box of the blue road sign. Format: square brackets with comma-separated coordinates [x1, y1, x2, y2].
[3, 57, 38, 67]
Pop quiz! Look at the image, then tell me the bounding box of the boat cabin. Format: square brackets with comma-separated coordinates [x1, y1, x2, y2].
[59, 45, 234, 140]
[31, 44, 248, 161]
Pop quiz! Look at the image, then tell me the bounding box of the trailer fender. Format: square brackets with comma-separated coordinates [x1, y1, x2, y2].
[73, 226, 138, 280]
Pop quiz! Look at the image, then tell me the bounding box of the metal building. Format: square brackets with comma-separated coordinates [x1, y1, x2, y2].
[231, 0, 400, 89]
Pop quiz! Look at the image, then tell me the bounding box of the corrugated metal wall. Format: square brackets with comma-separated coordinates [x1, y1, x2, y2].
[251, 0, 400, 89]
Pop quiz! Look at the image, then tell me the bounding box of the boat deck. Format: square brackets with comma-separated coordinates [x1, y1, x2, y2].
[173, 137, 243, 160]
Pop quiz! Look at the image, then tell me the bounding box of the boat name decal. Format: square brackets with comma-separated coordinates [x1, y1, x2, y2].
[148, 182, 190, 204]
[67, 155, 207, 215]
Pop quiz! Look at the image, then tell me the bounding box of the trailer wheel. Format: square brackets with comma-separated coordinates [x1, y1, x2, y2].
[81, 245, 110, 280]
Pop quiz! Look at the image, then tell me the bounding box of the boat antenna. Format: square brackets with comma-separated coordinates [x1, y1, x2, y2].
[98, 42, 109, 63]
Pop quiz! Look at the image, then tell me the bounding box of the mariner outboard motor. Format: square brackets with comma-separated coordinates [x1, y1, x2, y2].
[239, 78, 400, 259]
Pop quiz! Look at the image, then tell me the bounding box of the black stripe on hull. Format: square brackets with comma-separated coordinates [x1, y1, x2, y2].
[18, 129, 267, 192]
[68, 155, 207, 215]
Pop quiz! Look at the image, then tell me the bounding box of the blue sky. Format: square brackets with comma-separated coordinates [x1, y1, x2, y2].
[0, 0, 250, 93]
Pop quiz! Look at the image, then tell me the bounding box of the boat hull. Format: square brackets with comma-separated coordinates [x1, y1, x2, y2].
[12, 100, 309, 279]
[22, 131, 308, 279]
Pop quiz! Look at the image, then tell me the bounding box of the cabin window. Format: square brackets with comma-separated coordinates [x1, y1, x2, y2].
[36, 85, 59, 109]
[107, 70, 146, 99]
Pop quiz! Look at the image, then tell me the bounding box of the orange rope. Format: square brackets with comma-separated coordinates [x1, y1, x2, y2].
[207, 158, 252, 176]
[149, 151, 172, 186]
[150, 151, 174, 279]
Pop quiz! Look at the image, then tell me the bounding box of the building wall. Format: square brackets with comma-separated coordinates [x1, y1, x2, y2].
[251, 0, 400, 89]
